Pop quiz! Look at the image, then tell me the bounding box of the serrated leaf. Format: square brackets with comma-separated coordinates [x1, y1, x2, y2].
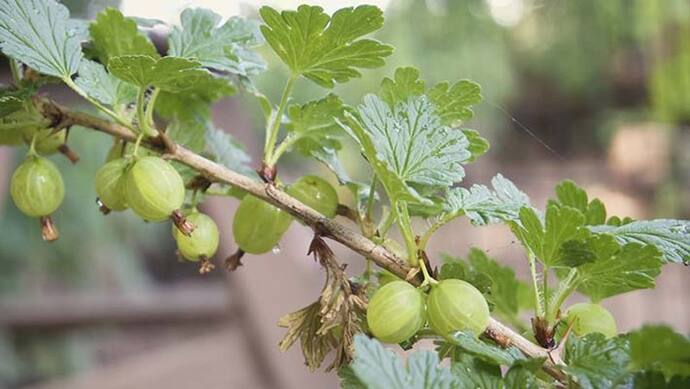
[462, 129, 490, 162]
[549, 180, 607, 225]
[503, 358, 546, 389]
[260, 5, 392, 88]
[0, 0, 82, 78]
[205, 126, 256, 179]
[338, 366, 366, 389]
[576, 241, 663, 301]
[629, 325, 690, 379]
[286, 94, 345, 165]
[428, 80, 482, 126]
[108, 55, 219, 92]
[166, 117, 207, 153]
[446, 331, 526, 366]
[563, 333, 631, 389]
[88, 8, 159, 65]
[0, 94, 23, 118]
[379, 67, 425, 107]
[450, 354, 502, 389]
[444, 174, 530, 226]
[350, 335, 459, 389]
[169, 8, 265, 76]
[589, 219, 690, 264]
[75, 59, 137, 106]
[511, 205, 589, 267]
[345, 94, 470, 198]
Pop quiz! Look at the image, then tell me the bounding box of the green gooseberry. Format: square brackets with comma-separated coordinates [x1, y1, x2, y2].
[286, 175, 338, 218]
[232, 194, 292, 254]
[125, 156, 185, 222]
[427, 279, 490, 338]
[366, 280, 426, 344]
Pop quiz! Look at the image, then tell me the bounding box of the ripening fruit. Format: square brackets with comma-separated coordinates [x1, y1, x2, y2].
[287, 175, 338, 218]
[173, 212, 219, 262]
[29, 129, 66, 155]
[366, 281, 426, 344]
[232, 194, 292, 254]
[10, 155, 64, 217]
[95, 158, 130, 212]
[125, 156, 185, 222]
[565, 303, 617, 338]
[427, 279, 490, 338]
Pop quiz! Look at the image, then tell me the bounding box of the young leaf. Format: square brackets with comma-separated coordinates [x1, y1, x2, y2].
[428, 80, 482, 126]
[205, 126, 257, 179]
[169, 8, 265, 76]
[0, 0, 83, 78]
[379, 67, 425, 107]
[75, 59, 137, 106]
[548, 180, 607, 225]
[562, 334, 631, 389]
[0, 92, 24, 118]
[462, 129, 490, 162]
[286, 94, 345, 162]
[350, 334, 458, 389]
[88, 8, 159, 65]
[259, 5, 392, 88]
[629, 325, 690, 379]
[589, 219, 690, 264]
[444, 174, 530, 226]
[575, 241, 663, 301]
[511, 205, 589, 267]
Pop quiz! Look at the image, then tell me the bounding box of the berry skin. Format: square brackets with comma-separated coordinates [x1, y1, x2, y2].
[366, 281, 426, 344]
[95, 158, 130, 212]
[173, 212, 219, 262]
[287, 175, 338, 218]
[565, 303, 617, 338]
[125, 156, 185, 222]
[427, 279, 490, 338]
[232, 194, 292, 254]
[27, 129, 66, 155]
[10, 155, 64, 217]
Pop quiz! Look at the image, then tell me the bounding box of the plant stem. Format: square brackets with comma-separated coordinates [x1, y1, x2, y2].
[62, 78, 131, 129]
[395, 201, 419, 266]
[365, 177, 377, 220]
[542, 265, 549, 321]
[527, 252, 545, 318]
[135, 87, 157, 137]
[267, 133, 296, 166]
[263, 75, 296, 166]
[418, 212, 455, 251]
[145, 87, 160, 129]
[546, 268, 579, 324]
[377, 208, 396, 238]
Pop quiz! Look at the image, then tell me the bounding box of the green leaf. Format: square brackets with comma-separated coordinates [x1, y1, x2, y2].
[340, 110, 428, 205]
[154, 76, 235, 123]
[0, 90, 24, 118]
[427, 80, 482, 126]
[444, 174, 530, 226]
[462, 129, 490, 162]
[379, 67, 425, 107]
[166, 117, 207, 153]
[350, 334, 459, 389]
[629, 325, 690, 379]
[446, 331, 525, 366]
[88, 8, 159, 65]
[0, 0, 83, 78]
[169, 8, 265, 76]
[286, 94, 345, 162]
[439, 256, 494, 301]
[75, 59, 137, 106]
[563, 333, 631, 389]
[450, 354, 502, 389]
[338, 366, 366, 389]
[630, 371, 690, 389]
[511, 205, 589, 267]
[260, 5, 392, 88]
[347, 94, 470, 192]
[576, 241, 663, 301]
[549, 180, 607, 225]
[503, 358, 546, 389]
[589, 219, 690, 264]
[108, 55, 218, 92]
[205, 126, 257, 180]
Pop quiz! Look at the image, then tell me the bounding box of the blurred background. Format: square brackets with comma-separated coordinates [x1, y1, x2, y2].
[0, 0, 689, 388]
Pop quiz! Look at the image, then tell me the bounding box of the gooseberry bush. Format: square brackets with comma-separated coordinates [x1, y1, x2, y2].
[1, 1, 689, 387]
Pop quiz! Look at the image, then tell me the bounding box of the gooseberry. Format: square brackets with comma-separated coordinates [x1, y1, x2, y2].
[125, 156, 185, 222]
[366, 280, 426, 344]
[232, 194, 292, 254]
[173, 211, 220, 262]
[427, 279, 490, 338]
[565, 302, 617, 338]
[95, 158, 130, 213]
[286, 175, 338, 218]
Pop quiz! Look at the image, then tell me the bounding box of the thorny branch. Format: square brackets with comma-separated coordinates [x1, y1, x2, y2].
[35, 98, 568, 383]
